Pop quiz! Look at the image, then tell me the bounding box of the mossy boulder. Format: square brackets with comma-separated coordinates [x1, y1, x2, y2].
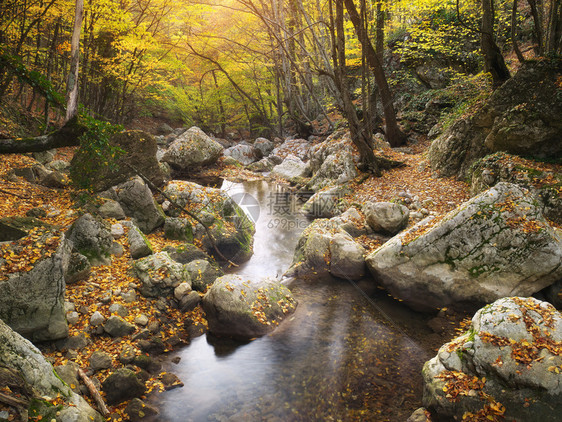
[71, 130, 165, 192]
[202, 275, 297, 339]
[429, 59, 562, 179]
[366, 183, 562, 312]
[161, 126, 223, 170]
[423, 297, 562, 421]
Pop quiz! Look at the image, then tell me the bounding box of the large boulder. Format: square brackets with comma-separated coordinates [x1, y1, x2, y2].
[423, 297, 562, 421]
[224, 143, 259, 166]
[429, 60, 562, 179]
[366, 183, 562, 312]
[70, 130, 165, 192]
[363, 201, 410, 235]
[202, 275, 297, 339]
[0, 318, 102, 421]
[0, 229, 69, 341]
[163, 181, 255, 263]
[469, 152, 562, 225]
[307, 151, 358, 192]
[161, 126, 223, 170]
[286, 219, 366, 280]
[66, 213, 114, 265]
[102, 176, 165, 233]
[133, 252, 190, 298]
[301, 185, 351, 218]
[271, 155, 310, 183]
[253, 137, 275, 157]
[271, 138, 310, 160]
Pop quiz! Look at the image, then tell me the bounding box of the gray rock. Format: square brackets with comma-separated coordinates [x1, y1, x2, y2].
[134, 314, 149, 326]
[90, 311, 106, 326]
[163, 218, 193, 242]
[423, 297, 562, 421]
[246, 157, 275, 172]
[253, 137, 274, 156]
[180, 291, 201, 312]
[66, 311, 79, 325]
[363, 201, 410, 235]
[56, 333, 89, 351]
[47, 159, 70, 171]
[103, 177, 165, 234]
[54, 362, 80, 393]
[121, 290, 137, 303]
[0, 319, 102, 421]
[366, 183, 562, 312]
[162, 126, 223, 170]
[301, 185, 350, 218]
[66, 213, 113, 265]
[102, 368, 146, 405]
[133, 252, 190, 297]
[330, 207, 372, 238]
[40, 170, 69, 188]
[128, 225, 153, 259]
[108, 303, 128, 317]
[124, 398, 159, 421]
[165, 243, 214, 264]
[286, 219, 366, 280]
[174, 282, 192, 301]
[271, 155, 310, 183]
[163, 181, 255, 264]
[307, 151, 358, 192]
[271, 138, 310, 160]
[104, 315, 136, 337]
[429, 60, 562, 179]
[406, 408, 431, 422]
[65, 252, 91, 284]
[33, 150, 55, 164]
[160, 372, 184, 390]
[98, 200, 126, 220]
[0, 230, 69, 341]
[70, 130, 165, 192]
[89, 351, 113, 371]
[185, 259, 222, 291]
[111, 223, 125, 238]
[224, 143, 259, 165]
[202, 275, 297, 339]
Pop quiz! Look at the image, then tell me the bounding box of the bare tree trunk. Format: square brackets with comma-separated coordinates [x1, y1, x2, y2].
[342, 0, 407, 147]
[65, 0, 84, 122]
[481, 0, 510, 88]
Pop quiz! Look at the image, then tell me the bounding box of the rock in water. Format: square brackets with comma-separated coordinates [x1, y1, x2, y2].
[366, 183, 562, 312]
[423, 297, 562, 421]
[161, 126, 223, 170]
[202, 275, 297, 339]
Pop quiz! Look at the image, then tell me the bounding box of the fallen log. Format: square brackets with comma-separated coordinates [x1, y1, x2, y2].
[0, 116, 86, 154]
[77, 367, 110, 417]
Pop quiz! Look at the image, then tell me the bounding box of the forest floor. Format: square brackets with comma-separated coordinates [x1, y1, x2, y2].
[1, 136, 560, 420]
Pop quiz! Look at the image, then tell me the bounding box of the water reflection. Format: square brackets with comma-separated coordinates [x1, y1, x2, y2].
[150, 181, 435, 421]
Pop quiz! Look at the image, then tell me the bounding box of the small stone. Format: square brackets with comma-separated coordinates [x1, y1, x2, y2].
[147, 322, 160, 333]
[180, 291, 201, 312]
[104, 315, 136, 337]
[119, 345, 137, 364]
[134, 314, 149, 326]
[90, 311, 105, 326]
[110, 242, 124, 258]
[102, 368, 146, 405]
[66, 311, 79, 325]
[124, 398, 158, 421]
[89, 351, 113, 371]
[98, 200, 126, 220]
[100, 291, 112, 304]
[111, 224, 125, 238]
[64, 301, 75, 313]
[174, 282, 191, 301]
[108, 303, 128, 317]
[121, 290, 137, 303]
[160, 372, 184, 391]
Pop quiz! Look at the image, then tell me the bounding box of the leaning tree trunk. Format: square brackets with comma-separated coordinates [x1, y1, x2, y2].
[0, 117, 86, 154]
[342, 0, 407, 147]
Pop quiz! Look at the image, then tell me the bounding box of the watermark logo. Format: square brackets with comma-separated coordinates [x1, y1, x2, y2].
[230, 192, 260, 223]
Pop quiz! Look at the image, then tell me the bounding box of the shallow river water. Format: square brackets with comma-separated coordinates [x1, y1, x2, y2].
[150, 180, 440, 421]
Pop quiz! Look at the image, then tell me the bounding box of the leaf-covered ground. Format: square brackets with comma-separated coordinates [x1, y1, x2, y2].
[0, 139, 560, 421]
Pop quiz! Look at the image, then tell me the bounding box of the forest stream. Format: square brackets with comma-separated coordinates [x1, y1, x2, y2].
[148, 179, 442, 421]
